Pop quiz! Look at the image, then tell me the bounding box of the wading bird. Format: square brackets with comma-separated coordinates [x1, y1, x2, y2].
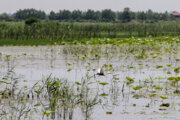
[97, 65, 106, 76]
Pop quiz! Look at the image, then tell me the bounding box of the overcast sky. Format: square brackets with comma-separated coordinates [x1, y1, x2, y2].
[0, 0, 180, 13]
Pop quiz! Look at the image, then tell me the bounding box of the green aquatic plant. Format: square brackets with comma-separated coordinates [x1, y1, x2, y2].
[75, 81, 81, 86]
[106, 112, 112, 115]
[100, 93, 108, 97]
[152, 85, 162, 90]
[76, 73, 100, 120]
[160, 96, 168, 99]
[126, 77, 135, 85]
[0, 35, 180, 119]
[174, 67, 180, 74]
[133, 94, 143, 99]
[43, 110, 55, 116]
[173, 90, 180, 94]
[150, 94, 156, 98]
[167, 71, 171, 74]
[133, 86, 142, 91]
[160, 103, 170, 107]
[99, 82, 108, 86]
[156, 65, 163, 69]
[40, 76, 78, 119]
[166, 64, 172, 67]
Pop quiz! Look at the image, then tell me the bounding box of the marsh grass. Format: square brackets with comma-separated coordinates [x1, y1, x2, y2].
[1, 22, 180, 40]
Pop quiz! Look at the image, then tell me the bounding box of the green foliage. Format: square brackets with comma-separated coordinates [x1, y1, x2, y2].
[43, 110, 55, 116]
[160, 96, 168, 99]
[137, 11, 147, 22]
[133, 86, 142, 91]
[150, 94, 156, 97]
[174, 67, 180, 74]
[160, 103, 170, 107]
[0, 8, 178, 22]
[106, 112, 112, 114]
[49, 11, 58, 20]
[1, 21, 180, 43]
[0, 13, 14, 21]
[126, 77, 134, 85]
[156, 65, 163, 69]
[101, 9, 116, 22]
[100, 93, 108, 97]
[84, 9, 100, 21]
[152, 85, 162, 90]
[99, 82, 109, 86]
[71, 10, 83, 21]
[174, 90, 180, 94]
[15, 8, 46, 20]
[0, 21, 180, 45]
[121, 7, 132, 22]
[58, 10, 71, 21]
[25, 17, 39, 26]
[133, 94, 142, 99]
[168, 77, 180, 82]
[75, 81, 81, 85]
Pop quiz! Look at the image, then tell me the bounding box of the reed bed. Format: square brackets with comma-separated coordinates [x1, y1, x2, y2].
[1, 22, 180, 44]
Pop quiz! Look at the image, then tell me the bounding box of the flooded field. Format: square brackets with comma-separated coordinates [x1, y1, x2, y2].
[0, 44, 180, 120]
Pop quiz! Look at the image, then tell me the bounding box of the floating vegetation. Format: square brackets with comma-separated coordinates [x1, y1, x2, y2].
[160, 103, 170, 107]
[99, 82, 109, 86]
[174, 67, 180, 74]
[106, 112, 112, 115]
[0, 37, 179, 119]
[133, 86, 143, 91]
[126, 77, 135, 85]
[156, 65, 163, 69]
[173, 90, 180, 94]
[160, 96, 168, 99]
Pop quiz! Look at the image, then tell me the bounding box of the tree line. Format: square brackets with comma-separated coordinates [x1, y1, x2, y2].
[0, 8, 177, 22]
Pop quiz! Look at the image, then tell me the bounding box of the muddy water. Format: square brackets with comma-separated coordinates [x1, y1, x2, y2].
[0, 46, 180, 120]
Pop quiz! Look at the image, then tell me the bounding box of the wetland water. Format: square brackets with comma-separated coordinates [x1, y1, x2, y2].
[0, 45, 180, 120]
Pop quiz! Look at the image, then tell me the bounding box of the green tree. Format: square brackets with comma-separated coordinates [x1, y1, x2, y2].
[146, 9, 153, 20]
[71, 10, 82, 21]
[101, 9, 116, 22]
[49, 11, 58, 20]
[94, 11, 101, 21]
[131, 12, 136, 20]
[117, 12, 123, 21]
[58, 10, 71, 21]
[0, 13, 14, 21]
[15, 8, 46, 20]
[84, 9, 96, 20]
[161, 11, 169, 21]
[137, 12, 146, 21]
[122, 7, 131, 22]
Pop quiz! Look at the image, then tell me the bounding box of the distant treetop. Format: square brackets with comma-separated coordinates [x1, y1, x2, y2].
[0, 8, 178, 22]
